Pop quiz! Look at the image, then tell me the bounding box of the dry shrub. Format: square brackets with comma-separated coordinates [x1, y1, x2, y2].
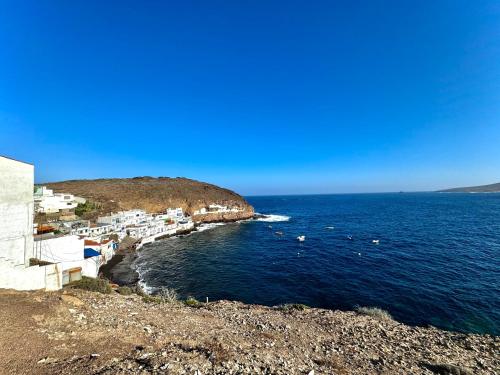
[356, 306, 393, 321]
[157, 287, 179, 304]
[69, 277, 112, 294]
[203, 339, 230, 365]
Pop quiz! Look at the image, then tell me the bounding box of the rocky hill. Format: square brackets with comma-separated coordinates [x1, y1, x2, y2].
[439, 182, 500, 193]
[0, 289, 497, 374]
[46, 177, 254, 222]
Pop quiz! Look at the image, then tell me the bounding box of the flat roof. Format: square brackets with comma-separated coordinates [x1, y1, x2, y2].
[0, 155, 33, 165]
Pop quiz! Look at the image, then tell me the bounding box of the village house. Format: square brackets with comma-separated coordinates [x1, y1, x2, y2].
[193, 207, 207, 215]
[88, 223, 113, 238]
[84, 239, 116, 263]
[165, 207, 184, 220]
[33, 233, 102, 281]
[97, 209, 148, 232]
[34, 186, 79, 213]
[66, 220, 91, 236]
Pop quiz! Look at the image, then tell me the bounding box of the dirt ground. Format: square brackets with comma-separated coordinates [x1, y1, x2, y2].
[0, 289, 497, 374]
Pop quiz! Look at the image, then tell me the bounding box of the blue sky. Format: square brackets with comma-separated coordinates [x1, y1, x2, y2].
[1, 1, 499, 195]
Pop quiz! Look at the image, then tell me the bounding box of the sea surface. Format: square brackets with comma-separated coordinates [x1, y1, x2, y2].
[135, 193, 500, 335]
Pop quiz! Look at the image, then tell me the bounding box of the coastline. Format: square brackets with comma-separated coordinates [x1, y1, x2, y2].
[100, 214, 256, 287]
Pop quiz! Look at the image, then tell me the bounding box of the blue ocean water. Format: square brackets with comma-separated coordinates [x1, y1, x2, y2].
[135, 193, 500, 335]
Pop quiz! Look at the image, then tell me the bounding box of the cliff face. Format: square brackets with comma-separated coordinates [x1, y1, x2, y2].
[46, 177, 254, 222]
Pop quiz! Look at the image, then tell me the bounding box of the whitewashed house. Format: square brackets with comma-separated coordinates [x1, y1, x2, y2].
[84, 239, 116, 263]
[166, 207, 184, 219]
[88, 223, 113, 238]
[33, 234, 101, 279]
[67, 220, 91, 236]
[34, 186, 78, 213]
[125, 223, 150, 239]
[0, 156, 62, 291]
[193, 207, 207, 215]
[98, 209, 147, 231]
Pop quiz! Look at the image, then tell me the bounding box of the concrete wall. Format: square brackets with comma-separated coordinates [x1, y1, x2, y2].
[0, 261, 62, 291]
[0, 156, 34, 266]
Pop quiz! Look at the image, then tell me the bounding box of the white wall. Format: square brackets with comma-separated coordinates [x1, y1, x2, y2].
[0, 156, 34, 266]
[62, 257, 101, 278]
[33, 235, 84, 263]
[0, 258, 63, 291]
[33, 235, 101, 278]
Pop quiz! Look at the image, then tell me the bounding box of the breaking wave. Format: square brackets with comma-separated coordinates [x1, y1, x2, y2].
[255, 214, 291, 222]
[196, 223, 226, 232]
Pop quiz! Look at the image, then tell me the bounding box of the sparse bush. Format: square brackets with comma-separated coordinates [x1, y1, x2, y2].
[184, 296, 202, 307]
[116, 286, 133, 295]
[142, 295, 162, 304]
[69, 277, 112, 294]
[356, 306, 393, 321]
[278, 303, 310, 312]
[132, 284, 147, 297]
[75, 201, 99, 217]
[157, 287, 179, 304]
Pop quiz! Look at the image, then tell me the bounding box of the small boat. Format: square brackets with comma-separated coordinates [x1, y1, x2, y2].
[268, 225, 273, 229]
[275, 231, 283, 236]
[372, 239, 380, 244]
[325, 226, 335, 230]
[347, 235, 353, 240]
[297, 235, 305, 242]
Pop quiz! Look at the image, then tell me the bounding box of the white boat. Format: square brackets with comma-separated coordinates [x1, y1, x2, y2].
[325, 226, 335, 229]
[372, 239, 380, 244]
[297, 235, 305, 242]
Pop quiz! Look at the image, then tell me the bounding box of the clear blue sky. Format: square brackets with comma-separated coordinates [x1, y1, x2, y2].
[1, 1, 499, 195]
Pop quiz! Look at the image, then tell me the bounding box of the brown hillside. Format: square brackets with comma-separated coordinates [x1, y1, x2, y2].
[46, 177, 254, 221]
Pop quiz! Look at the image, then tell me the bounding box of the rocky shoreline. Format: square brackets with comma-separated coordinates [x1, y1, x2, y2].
[0, 288, 497, 374]
[100, 214, 257, 287]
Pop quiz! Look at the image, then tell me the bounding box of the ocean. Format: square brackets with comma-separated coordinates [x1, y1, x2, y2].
[134, 193, 500, 335]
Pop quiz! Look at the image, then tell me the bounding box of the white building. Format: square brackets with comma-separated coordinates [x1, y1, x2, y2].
[34, 186, 78, 213]
[195, 204, 243, 214]
[165, 207, 184, 219]
[84, 239, 116, 263]
[33, 234, 101, 279]
[65, 220, 90, 236]
[193, 207, 207, 215]
[88, 223, 113, 238]
[0, 156, 62, 291]
[97, 209, 147, 231]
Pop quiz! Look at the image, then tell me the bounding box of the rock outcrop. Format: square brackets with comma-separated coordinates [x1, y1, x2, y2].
[45, 177, 254, 222]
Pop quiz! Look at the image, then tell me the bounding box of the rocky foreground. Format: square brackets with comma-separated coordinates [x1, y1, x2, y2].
[0, 289, 497, 375]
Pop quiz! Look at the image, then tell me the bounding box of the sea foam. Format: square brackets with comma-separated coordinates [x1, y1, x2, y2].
[255, 214, 291, 222]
